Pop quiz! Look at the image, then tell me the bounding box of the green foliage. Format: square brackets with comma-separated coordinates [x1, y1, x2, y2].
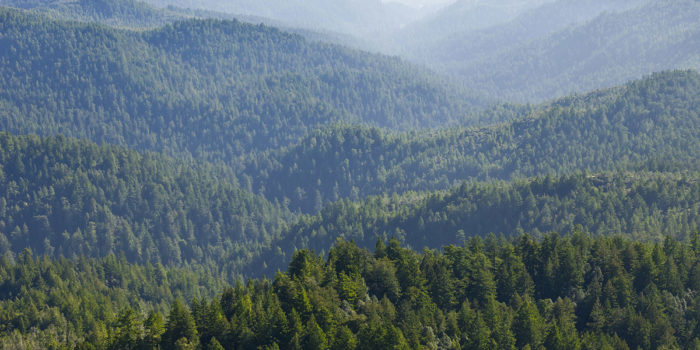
[0, 132, 293, 275]
[162, 299, 199, 349]
[0, 6, 474, 167]
[260, 171, 699, 274]
[0, 251, 224, 348]
[245, 70, 700, 211]
[3, 231, 700, 349]
[85, 235, 700, 349]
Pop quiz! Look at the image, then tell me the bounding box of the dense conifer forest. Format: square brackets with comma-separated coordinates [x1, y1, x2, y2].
[0, 132, 293, 273]
[0, 1, 699, 348]
[249, 171, 700, 276]
[0, 7, 476, 163]
[3, 235, 700, 349]
[243, 70, 700, 212]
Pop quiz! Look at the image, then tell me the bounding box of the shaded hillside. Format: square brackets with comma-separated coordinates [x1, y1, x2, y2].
[248, 171, 700, 276]
[0, 8, 475, 164]
[0, 132, 293, 272]
[243, 71, 700, 212]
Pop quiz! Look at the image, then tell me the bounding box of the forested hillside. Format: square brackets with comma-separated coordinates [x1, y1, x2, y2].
[244, 70, 700, 212]
[0, 132, 292, 275]
[0, 3, 699, 348]
[457, 0, 700, 101]
[0, 7, 475, 163]
[6, 234, 699, 349]
[0, 0, 364, 47]
[399, 0, 700, 102]
[248, 171, 700, 276]
[0, 251, 227, 348]
[6, 4, 699, 215]
[0, 0, 189, 28]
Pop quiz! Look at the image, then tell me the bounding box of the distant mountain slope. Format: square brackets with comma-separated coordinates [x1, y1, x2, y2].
[0, 8, 475, 164]
[401, 0, 700, 102]
[0, 132, 293, 272]
[249, 171, 700, 275]
[403, 0, 645, 68]
[0, 0, 370, 48]
[396, 0, 554, 52]
[0, 0, 189, 27]
[461, 0, 700, 101]
[243, 70, 700, 212]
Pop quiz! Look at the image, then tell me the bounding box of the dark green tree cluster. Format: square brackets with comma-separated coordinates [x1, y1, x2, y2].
[243, 70, 700, 212]
[0, 132, 293, 271]
[0, 249, 226, 348]
[2, 5, 699, 214]
[23, 233, 696, 349]
[255, 171, 699, 274]
[0, 0, 188, 28]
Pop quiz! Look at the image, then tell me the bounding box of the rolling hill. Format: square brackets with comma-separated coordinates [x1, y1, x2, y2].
[0, 7, 476, 165]
[0, 132, 293, 275]
[242, 70, 700, 212]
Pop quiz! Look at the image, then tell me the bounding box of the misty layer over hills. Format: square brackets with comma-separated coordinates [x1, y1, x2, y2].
[404, 0, 700, 101]
[6, 0, 699, 102]
[142, 0, 430, 38]
[124, 0, 700, 102]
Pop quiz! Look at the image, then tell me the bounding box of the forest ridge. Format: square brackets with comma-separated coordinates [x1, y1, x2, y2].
[0, 0, 698, 348]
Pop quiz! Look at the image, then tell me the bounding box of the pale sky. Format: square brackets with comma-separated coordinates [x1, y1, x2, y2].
[384, 0, 457, 9]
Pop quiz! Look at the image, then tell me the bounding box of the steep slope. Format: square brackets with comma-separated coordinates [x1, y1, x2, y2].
[0, 8, 475, 164]
[0, 132, 293, 272]
[243, 70, 700, 212]
[250, 171, 700, 276]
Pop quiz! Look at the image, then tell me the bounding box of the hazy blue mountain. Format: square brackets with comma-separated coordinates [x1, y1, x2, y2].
[457, 0, 700, 101]
[399, 0, 700, 102]
[393, 0, 554, 52]
[142, 0, 425, 38]
[402, 0, 645, 67]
